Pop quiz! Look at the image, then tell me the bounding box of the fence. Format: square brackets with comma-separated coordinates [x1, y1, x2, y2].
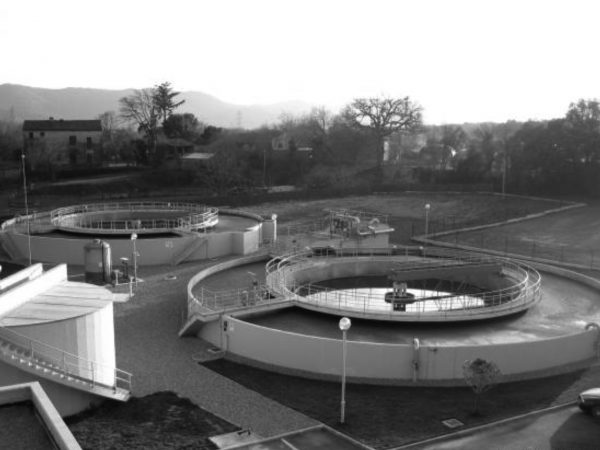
[189, 285, 276, 315]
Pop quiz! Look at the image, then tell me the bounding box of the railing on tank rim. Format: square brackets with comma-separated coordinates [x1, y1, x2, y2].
[1, 210, 53, 231]
[49, 202, 218, 233]
[0, 326, 132, 393]
[188, 284, 277, 315]
[265, 246, 542, 317]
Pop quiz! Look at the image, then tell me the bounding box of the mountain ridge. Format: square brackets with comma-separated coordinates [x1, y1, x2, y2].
[0, 83, 312, 129]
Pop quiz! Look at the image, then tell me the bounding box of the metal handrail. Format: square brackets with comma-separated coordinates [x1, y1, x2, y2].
[0, 326, 132, 392]
[49, 202, 218, 234]
[265, 247, 541, 318]
[189, 285, 275, 314]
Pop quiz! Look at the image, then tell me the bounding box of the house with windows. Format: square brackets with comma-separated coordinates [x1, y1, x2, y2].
[22, 118, 103, 171]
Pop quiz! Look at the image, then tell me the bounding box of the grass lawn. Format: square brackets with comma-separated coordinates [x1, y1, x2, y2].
[243, 192, 564, 245]
[203, 359, 600, 450]
[436, 200, 600, 270]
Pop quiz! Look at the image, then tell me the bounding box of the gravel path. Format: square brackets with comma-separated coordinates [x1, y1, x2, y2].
[111, 257, 317, 437]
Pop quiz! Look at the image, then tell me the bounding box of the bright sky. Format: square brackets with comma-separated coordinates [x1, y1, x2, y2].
[1, 0, 599, 124]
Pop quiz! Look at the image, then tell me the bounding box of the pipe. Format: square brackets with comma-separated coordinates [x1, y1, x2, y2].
[412, 337, 420, 383]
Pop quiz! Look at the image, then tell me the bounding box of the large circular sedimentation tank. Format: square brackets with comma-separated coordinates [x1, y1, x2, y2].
[189, 247, 600, 385]
[0, 202, 271, 266]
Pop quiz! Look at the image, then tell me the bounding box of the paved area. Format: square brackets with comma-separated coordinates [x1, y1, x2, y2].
[111, 258, 317, 437]
[409, 406, 600, 450]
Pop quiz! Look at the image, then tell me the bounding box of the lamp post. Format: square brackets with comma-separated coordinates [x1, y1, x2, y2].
[339, 316, 351, 424]
[21, 150, 32, 266]
[424, 203, 431, 238]
[263, 147, 267, 187]
[130, 233, 138, 288]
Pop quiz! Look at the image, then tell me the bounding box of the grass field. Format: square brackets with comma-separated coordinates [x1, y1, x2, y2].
[437, 199, 600, 269]
[244, 192, 564, 244]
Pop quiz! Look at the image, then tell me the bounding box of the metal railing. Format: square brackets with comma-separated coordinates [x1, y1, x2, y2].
[265, 247, 541, 319]
[0, 326, 132, 393]
[49, 202, 218, 234]
[189, 285, 277, 315]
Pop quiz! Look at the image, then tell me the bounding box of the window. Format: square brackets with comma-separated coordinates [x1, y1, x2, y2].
[28, 132, 34, 139]
[69, 135, 77, 145]
[86, 137, 92, 149]
[40, 132, 45, 137]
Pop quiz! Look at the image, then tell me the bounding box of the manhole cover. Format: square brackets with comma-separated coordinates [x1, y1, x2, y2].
[442, 418, 464, 429]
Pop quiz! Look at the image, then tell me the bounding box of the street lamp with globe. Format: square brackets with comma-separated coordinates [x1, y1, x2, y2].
[339, 316, 352, 424]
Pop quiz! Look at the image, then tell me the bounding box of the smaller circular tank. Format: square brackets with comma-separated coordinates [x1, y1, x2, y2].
[84, 239, 112, 285]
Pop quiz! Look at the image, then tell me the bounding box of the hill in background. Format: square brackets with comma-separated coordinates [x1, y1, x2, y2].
[0, 84, 311, 129]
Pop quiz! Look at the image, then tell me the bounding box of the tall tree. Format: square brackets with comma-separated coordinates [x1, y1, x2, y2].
[119, 89, 160, 158]
[344, 96, 423, 170]
[97, 111, 117, 140]
[163, 113, 203, 140]
[153, 82, 185, 125]
[564, 99, 600, 167]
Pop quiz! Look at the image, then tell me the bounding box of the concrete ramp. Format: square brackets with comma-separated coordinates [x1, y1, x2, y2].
[178, 313, 219, 337]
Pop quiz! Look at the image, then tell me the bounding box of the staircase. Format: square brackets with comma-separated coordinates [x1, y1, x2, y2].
[0, 328, 131, 402]
[171, 235, 208, 266]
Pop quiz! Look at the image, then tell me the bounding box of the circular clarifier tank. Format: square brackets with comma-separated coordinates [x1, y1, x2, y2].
[0, 203, 266, 265]
[199, 261, 600, 345]
[192, 251, 600, 385]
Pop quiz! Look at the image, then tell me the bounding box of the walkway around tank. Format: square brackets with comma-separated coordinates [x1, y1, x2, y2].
[108, 254, 318, 438]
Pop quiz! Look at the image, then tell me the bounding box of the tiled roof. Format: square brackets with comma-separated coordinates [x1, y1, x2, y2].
[23, 120, 102, 132]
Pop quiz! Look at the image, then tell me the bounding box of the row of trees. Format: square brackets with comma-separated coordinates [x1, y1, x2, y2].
[1, 80, 599, 196]
[105, 92, 600, 195]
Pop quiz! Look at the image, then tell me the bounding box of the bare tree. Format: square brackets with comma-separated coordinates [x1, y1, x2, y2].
[98, 111, 117, 140]
[463, 358, 502, 415]
[344, 96, 423, 171]
[119, 89, 160, 157]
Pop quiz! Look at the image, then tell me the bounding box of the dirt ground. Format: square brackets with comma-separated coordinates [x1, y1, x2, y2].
[66, 392, 238, 450]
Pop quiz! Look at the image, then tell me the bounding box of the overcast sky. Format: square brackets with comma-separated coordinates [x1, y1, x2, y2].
[1, 0, 599, 124]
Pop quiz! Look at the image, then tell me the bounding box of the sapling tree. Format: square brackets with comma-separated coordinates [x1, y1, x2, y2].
[462, 358, 501, 415]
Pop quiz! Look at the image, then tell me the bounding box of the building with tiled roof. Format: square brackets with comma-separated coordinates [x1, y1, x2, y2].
[23, 118, 103, 172]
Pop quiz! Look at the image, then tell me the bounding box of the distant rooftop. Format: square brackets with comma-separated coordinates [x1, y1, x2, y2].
[182, 152, 214, 160]
[23, 119, 102, 132]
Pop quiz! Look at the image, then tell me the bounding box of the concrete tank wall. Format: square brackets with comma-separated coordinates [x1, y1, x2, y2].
[9, 304, 117, 386]
[221, 315, 599, 385]
[2, 220, 263, 266]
